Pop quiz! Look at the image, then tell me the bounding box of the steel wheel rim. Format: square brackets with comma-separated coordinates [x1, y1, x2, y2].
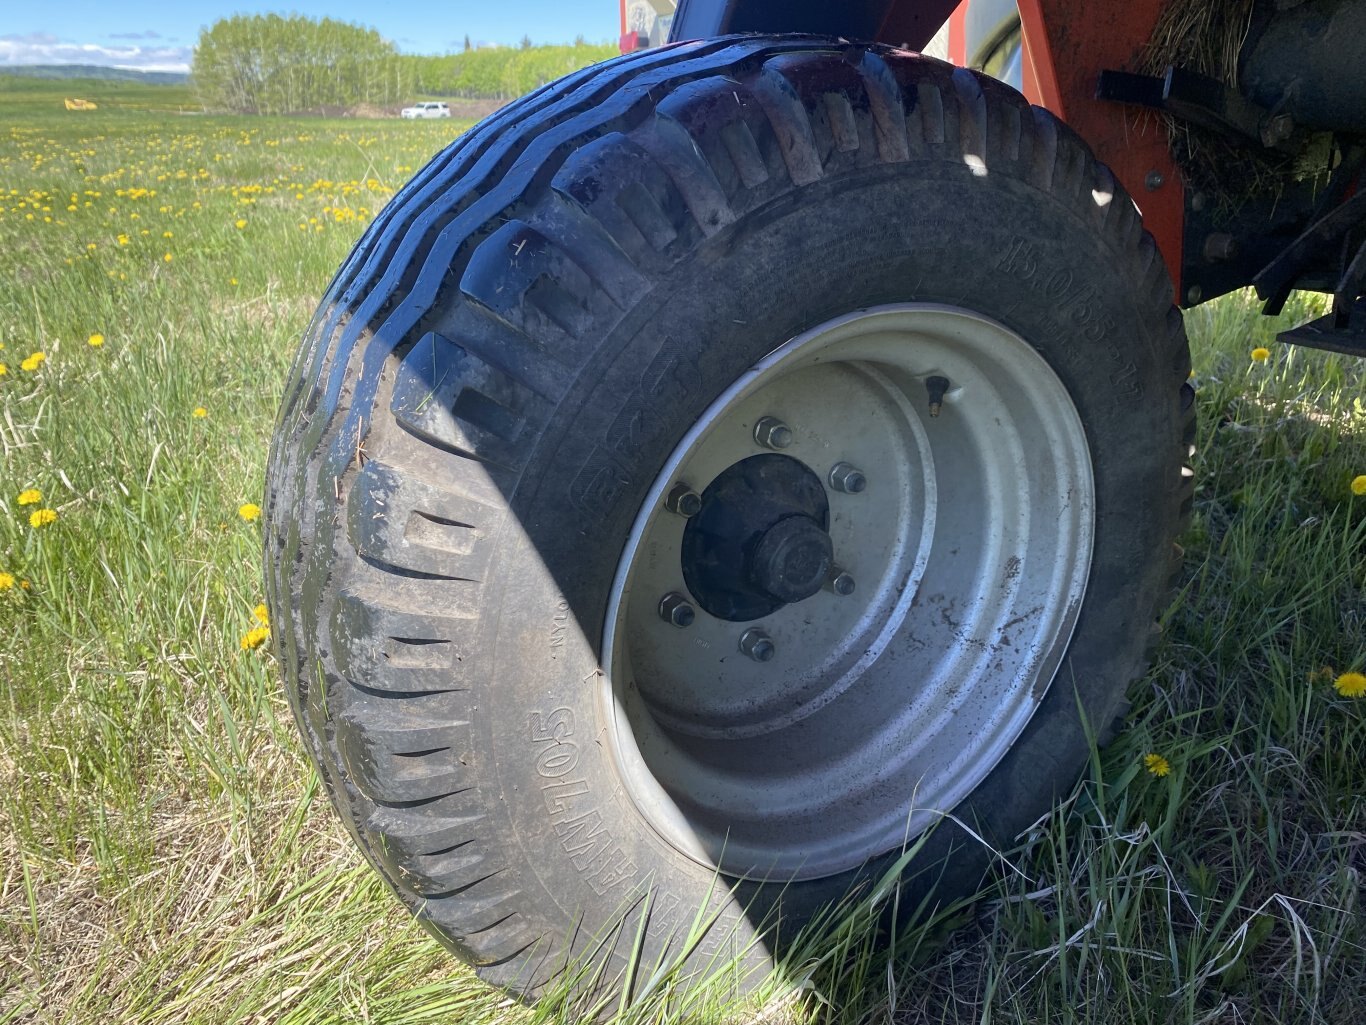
[600, 304, 1095, 880]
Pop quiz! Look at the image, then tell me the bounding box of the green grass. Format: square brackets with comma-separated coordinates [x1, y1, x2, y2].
[0, 85, 1362, 1025]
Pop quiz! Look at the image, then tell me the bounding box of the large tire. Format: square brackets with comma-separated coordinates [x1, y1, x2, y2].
[264, 36, 1194, 1003]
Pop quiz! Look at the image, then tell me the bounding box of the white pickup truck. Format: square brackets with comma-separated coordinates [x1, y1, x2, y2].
[400, 101, 450, 119]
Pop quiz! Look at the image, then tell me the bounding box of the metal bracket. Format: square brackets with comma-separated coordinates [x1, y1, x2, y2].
[1097, 67, 1295, 150]
[1277, 301, 1366, 357]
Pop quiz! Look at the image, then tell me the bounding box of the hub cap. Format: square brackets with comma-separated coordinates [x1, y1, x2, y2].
[601, 305, 1095, 880]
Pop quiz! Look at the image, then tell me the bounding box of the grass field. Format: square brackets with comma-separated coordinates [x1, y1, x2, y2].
[0, 76, 1362, 1025]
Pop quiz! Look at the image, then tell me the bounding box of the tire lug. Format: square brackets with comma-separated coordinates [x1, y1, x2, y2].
[658, 592, 696, 628]
[926, 376, 950, 418]
[664, 482, 702, 517]
[825, 567, 856, 595]
[739, 627, 775, 662]
[828, 462, 866, 494]
[753, 416, 793, 450]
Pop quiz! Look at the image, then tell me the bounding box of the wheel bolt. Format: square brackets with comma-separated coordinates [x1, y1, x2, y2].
[739, 627, 775, 662]
[658, 592, 696, 628]
[826, 567, 856, 595]
[753, 416, 793, 450]
[665, 482, 702, 517]
[828, 462, 866, 494]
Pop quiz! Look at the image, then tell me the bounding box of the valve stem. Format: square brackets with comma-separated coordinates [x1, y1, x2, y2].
[926, 376, 950, 418]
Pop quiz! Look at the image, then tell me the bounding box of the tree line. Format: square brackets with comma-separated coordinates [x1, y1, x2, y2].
[192, 15, 616, 115]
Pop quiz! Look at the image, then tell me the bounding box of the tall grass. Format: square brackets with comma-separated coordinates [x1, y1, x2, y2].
[0, 81, 1361, 1024]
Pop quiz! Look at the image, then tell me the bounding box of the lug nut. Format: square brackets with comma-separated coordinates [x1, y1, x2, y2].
[753, 416, 793, 450]
[828, 462, 866, 494]
[826, 567, 856, 595]
[658, 592, 696, 628]
[926, 376, 950, 418]
[739, 627, 775, 662]
[665, 482, 702, 517]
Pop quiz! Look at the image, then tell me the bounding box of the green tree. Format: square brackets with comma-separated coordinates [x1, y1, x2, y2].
[193, 14, 401, 114]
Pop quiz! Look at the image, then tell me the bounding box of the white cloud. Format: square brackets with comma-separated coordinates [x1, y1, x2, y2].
[0, 32, 191, 72]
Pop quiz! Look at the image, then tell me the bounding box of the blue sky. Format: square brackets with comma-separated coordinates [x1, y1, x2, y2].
[0, 0, 619, 72]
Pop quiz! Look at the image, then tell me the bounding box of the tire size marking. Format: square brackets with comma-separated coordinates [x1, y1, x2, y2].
[529, 707, 638, 896]
[997, 236, 1142, 398]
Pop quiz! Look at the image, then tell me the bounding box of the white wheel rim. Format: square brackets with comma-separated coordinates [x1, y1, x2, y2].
[601, 304, 1095, 880]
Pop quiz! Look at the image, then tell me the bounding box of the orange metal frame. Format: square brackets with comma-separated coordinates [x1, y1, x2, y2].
[1006, 0, 1182, 288]
[947, 0, 1182, 287]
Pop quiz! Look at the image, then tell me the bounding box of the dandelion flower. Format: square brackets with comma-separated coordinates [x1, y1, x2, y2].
[1334, 672, 1366, 699]
[238, 502, 261, 522]
[253, 603, 269, 625]
[229, 278, 238, 286]
[0, 364, 7, 376]
[235, 219, 247, 229]
[17, 489, 41, 506]
[87, 332, 104, 347]
[1144, 753, 1171, 777]
[1351, 475, 1366, 496]
[20, 352, 45, 372]
[193, 406, 208, 418]
[28, 508, 57, 529]
[0, 572, 13, 590]
[240, 625, 270, 650]
[162, 252, 173, 263]
[1250, 346, 1271, 363]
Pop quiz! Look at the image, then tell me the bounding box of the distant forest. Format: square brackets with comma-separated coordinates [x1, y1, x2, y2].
[0, 65, 188, 85]
[191, 14, 616, 115]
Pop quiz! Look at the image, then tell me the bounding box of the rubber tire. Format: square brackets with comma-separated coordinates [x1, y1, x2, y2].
[263, 36, 1195, 1002]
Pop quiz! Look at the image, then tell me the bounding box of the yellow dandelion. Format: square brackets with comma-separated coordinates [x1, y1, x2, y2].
[28, 508, 58, 529]
[0, 572, 13, 590]
[20, 352, 45, 372]
[162, 252, 173, 263]
[1334, 672, 1366, 699]
[1144, 752, 1171, 777]
[1351, 475, 1366, 496]
[17, 489, 41, 506]
[252, 603, 269, 625]
[234, 219, 247, 229]
[1250, 346, 1271, 363]
[238, 502, 262, 522]
[192, 406, 208, 418]
[240, 625, 270, 651]
[0, 364, 7, 376]
[229, 278, 238, 286]
[87, 332, 104, 347]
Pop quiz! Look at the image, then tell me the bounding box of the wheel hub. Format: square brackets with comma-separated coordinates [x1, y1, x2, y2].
[748, 515, 832, 605]
[682, 453, 832, 621]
